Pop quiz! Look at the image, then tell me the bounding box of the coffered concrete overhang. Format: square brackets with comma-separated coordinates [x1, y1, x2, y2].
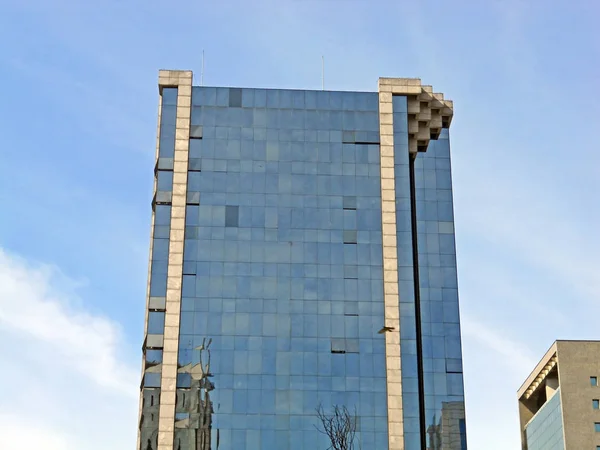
[378, 77, 454, 153]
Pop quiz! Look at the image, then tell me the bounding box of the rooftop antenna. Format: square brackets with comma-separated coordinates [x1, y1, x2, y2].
[321, 55, 325, 90]
[201, 50, 205, 86]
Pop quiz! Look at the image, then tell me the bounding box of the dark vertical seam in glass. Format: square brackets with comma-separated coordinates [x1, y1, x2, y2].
[409, 152, 427, 449]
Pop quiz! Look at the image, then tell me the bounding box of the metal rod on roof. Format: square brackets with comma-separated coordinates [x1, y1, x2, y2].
[201, 50, 205, 86]
[321, 55, 325, 90]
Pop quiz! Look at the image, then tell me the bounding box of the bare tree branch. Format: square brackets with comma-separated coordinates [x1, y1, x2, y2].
[315, 403, 358, 450]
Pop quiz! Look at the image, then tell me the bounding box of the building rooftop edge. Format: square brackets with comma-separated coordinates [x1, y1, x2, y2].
[517, 341, 558, 398]
[191, 85, 378, 94]
[518, 339, 600, 399]
[156, 69, 455, 152]
[155, 70, 452, 102]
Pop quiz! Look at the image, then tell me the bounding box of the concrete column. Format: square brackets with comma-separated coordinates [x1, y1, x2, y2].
[378, 85, 404, 450]
[378, 77, 454, 449]
[156, 70, 193, 450]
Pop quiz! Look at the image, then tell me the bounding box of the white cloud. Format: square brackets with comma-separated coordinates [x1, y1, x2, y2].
[0, 248, 138, 395]
[459, 314, 537, 450]
[461, 316, 536, 375]
[0, 248, 138, 450]
[455, 162, 600, 448]
[461, 329, 524, 450]
[0, 414, 74, 450]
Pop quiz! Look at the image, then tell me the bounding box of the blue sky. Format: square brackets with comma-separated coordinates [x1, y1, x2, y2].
[0, 0, 598, 448]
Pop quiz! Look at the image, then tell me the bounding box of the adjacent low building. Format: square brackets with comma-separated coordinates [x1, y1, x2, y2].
[518, 340, 600, 450]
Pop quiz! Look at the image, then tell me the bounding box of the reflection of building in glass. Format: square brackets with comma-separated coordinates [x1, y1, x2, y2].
[426, 402, 466, 450]
[137, 70, 468, 450]
[139, 387, 160, 450]
[139, 349, 162, 449]
[174, 338, 215, 450]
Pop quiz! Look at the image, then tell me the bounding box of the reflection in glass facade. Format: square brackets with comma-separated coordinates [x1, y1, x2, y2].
[139, 78, 467, 450]
[391, 96, 465, 450]
[525, 389, 564, 450]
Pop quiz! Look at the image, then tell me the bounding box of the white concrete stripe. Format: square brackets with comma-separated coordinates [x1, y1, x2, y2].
[156, 70, 193, 450]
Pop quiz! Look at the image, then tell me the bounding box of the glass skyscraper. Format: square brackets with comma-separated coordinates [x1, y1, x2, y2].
[138, 70, 466, 450]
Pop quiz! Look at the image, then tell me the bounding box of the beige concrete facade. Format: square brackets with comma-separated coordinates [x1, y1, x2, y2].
[378, 78, 453, 154]
[133, 70, 193, 450]
[378, 86, 404, 449]
[377, 78, 453, 450]
[518, 340, 600, 449]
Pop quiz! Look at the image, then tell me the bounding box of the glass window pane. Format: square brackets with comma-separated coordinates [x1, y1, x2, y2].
[162, 87, 178, 105]
[155, 191, 172, 204]
[145, 349, 163, 366]
[154, 205, 172, 226]
[343, 230, 357, 244]
[177, 373, 191, 388]
[346, 338, 359, 353]
[190, 125, 203, 139]
[229, 88, 242, 107]
[157, 158, 174, 170]
[156, 170, 173, 191]
[225, 205, 239, 227]
[188, 158, 202, 172]
[147, 311, 165, 334]
[331, 338, 345, 353]
[144, 372, 161, 388]
[186, 192, 200, 205]
[343, 196, 357, 210]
